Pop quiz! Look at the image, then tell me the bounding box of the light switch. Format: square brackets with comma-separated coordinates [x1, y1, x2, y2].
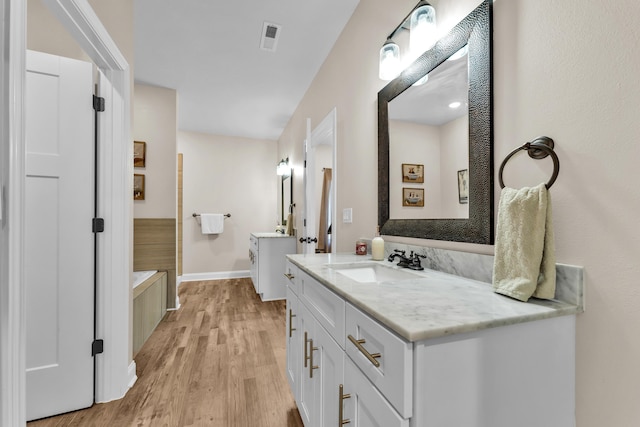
[343, 208, 353, 224]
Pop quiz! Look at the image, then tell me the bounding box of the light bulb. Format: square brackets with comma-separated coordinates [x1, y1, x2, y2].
[409, 3, 437, 61]
[379, 41, 400, 80]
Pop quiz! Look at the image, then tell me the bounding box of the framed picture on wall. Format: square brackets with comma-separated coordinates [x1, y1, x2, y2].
[134, 174, 145, 200]
[402, 188, 424, 207]
[458, 169, 469, 204]
[134, 140, 146, 168]
[402, 163, 424, 183]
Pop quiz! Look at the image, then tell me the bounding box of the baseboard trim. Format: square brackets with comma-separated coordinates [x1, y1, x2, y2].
[179, 270, 250, 283]
[127, 361, 137, 389]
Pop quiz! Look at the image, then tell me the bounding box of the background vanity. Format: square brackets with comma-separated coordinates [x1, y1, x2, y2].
[249, 232, 296, 301]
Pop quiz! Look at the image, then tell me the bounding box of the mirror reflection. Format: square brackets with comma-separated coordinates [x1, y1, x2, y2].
[281, 173, 292, 227]
[388, 47, 469, 219]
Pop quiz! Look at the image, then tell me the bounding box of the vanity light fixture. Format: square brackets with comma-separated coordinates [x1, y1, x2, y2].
[378, 0, 437, 82]
[277, 157, 291, 176]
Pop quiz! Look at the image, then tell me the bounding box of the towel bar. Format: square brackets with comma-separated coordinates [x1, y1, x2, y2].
[192, 213, 231, 218]
[498, 136, 559, 189]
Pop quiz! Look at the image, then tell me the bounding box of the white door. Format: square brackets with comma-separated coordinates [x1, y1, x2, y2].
[25, 50, 95, 421]
[303, 108, 337, 255]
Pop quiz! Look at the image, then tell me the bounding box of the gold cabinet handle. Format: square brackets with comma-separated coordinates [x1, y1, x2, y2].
[304, 331, 309, 368]
[309, 338, 318, 378]
[338, 384, 351, 426]
[348, 334, 381, 368]
[288, 309, 296, 338]
[284, 273, 295, 280]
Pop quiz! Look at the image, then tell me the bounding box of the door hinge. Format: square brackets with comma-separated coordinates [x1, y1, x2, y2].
[304, 160, 307, 168]
[92, 339, 104, 356]
[304, 219, 307, 227]
[93, 95, 105, 112]
[92, 218, 105, 233]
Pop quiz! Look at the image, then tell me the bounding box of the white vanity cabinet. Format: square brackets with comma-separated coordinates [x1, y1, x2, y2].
[286, 262, 408, 427]
[286, 255, 578, 427]
[249, 233, 295, 301]
[286, 285, 301, 402]
[297, 301, 345, 427]
[286, 261, 347, 427]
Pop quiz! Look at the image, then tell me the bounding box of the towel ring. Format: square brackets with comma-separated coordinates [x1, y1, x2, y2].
[498, 136, 560, 190]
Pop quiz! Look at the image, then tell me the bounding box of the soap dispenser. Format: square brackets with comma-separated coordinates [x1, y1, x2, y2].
[372, 226, 384, 261]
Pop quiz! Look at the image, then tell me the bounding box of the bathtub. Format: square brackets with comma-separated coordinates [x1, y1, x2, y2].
[133, 270, 167, 356]
[132, 270, 158, 289]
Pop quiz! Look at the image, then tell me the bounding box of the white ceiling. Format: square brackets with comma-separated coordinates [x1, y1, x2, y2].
[134, 0, 360, 141]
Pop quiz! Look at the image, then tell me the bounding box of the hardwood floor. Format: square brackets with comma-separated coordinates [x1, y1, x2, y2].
[29, 278, 304, 427]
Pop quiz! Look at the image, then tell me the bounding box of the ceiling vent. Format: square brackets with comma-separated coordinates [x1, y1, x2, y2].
[260, 22, 282, 52]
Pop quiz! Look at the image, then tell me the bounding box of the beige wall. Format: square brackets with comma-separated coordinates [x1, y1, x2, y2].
[178, 131, 277, 275]
[390, 120, 441, 218]
[279, 0, 640, 425]
[133, 83, 177, 218]
[440, 115, 469, 218]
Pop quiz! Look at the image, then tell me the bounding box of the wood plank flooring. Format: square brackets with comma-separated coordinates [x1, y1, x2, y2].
[29, 278, 304, 427]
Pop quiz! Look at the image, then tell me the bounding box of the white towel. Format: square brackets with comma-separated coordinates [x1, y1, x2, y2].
[200, 213, 224, 234]
[492, 183, 556, 302]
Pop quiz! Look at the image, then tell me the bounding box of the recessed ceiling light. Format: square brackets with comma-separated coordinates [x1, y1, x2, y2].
[449, 101, 462, 109]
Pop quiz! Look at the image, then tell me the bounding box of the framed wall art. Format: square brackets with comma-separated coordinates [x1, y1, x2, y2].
[402, 163, 424, 183]
[134, 174, 145, 200]
[134, 140, 146, 168]
[458, 169, 469, 204]
[402, 187, 424, 207]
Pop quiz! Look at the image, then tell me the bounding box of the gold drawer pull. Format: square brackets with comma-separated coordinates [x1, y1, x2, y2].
[284, 273, 295, 280]
[309, 338, 319, 378]
[339, 384, 351, 426]
[304, 332, 309, 368]
[288, 309, 296, 338]
[348, 334, 381, 368]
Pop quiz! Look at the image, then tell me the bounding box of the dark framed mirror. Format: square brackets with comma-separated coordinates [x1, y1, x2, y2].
[281, 172, 293, 226]
[378, 0, 493, 244]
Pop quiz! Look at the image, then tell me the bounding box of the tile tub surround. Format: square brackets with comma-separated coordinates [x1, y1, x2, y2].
[287, 253, 583, 342]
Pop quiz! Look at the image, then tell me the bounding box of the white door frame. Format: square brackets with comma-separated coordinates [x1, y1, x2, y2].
[303, 108, 337, 255]
[1, 1, 133, 425]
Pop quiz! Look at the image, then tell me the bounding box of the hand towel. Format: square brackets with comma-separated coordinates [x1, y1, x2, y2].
[200, 213, 224, 234]
[492, 183, 556, 302]
[285, 213, 294, 236]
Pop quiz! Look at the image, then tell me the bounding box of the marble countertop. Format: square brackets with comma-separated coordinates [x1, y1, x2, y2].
[287, 253, 581, 342]
[251, 232, 295, 238]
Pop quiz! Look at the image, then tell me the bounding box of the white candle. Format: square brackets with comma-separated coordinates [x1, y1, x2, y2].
[372, 226, 384, 260]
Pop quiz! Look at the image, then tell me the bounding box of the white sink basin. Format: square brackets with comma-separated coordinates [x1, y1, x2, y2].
[328, 262, 421, 283]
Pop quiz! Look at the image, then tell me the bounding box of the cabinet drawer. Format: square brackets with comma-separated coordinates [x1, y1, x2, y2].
[343, 357, 408, 427]
[345, 302, 413, 419]
[299, 269, 345, 349]
[249, 234, 258, 252]
[284, 260, 299, 295]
